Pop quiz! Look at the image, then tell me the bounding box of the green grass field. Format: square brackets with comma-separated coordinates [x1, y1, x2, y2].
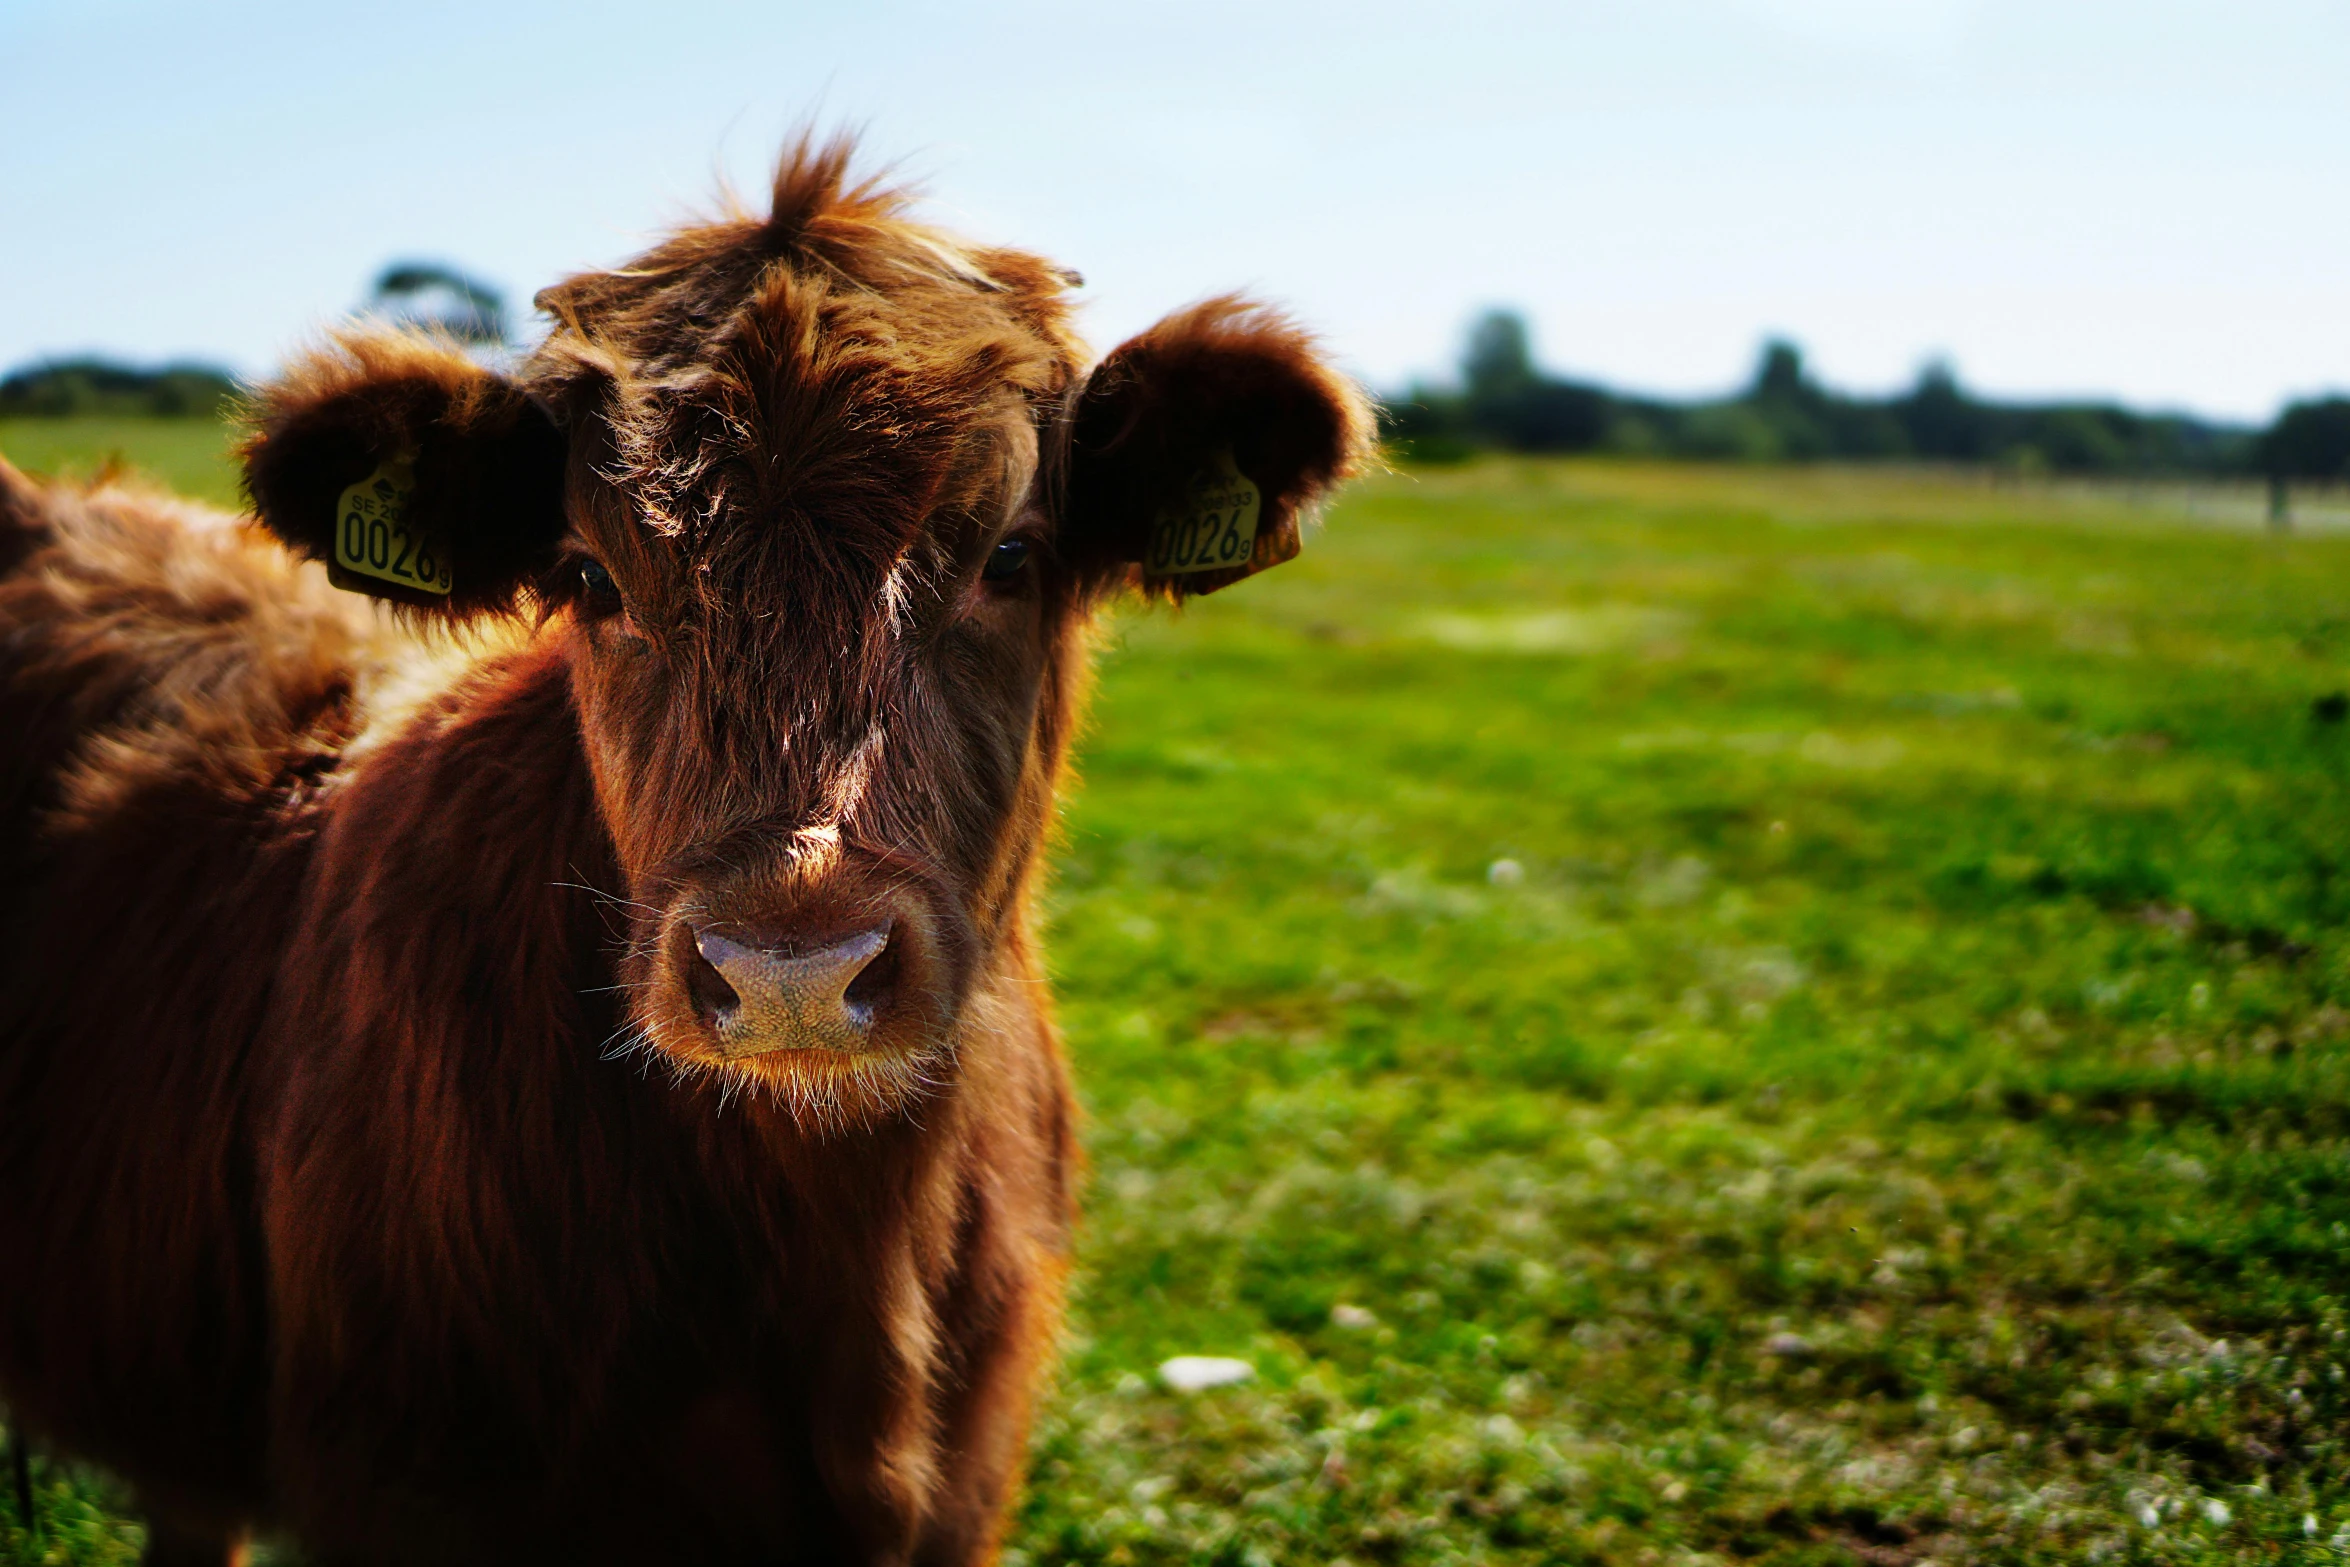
[6, 423, 2350, 1566]
[0, 416, 244, 510]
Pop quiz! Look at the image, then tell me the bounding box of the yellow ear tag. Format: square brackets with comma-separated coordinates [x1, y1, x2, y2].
[1146, 448, 1261, 576]
[330, 453, 450, 597]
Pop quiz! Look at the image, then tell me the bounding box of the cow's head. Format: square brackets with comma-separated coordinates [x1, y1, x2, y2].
[241, 139, 1371, 1124]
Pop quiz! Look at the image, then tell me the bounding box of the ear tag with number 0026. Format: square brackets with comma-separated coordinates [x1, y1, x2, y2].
[330, 453, 451, 598]
[1146, 448, 1261, 575]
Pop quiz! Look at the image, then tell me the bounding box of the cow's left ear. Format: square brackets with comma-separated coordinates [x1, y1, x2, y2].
[238, 329, 569, 617]
[1061, 297, 1374, 597]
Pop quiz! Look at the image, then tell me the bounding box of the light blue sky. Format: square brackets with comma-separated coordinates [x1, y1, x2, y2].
[3, 0, 2343, 421]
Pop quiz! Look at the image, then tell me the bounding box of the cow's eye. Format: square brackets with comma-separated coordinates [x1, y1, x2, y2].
[577, 559, 623, 618]
[982, 538, 1031, 582]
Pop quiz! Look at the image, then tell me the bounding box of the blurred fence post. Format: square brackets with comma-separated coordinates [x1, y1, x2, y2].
[2269, 475, 2292, 533]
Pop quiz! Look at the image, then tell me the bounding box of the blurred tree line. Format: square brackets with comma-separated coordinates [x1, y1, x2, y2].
[1, 261, 508, 421]
[1387, 309, 2350, 482]
[0, 359, 238, 418]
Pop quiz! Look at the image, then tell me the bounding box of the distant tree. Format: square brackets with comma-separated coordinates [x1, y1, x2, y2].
[1503, 382, 1611, 452]
[1462, 310, 1538, 404]
[369, 262, 508, 347]
[1751, 339, 1808, 402]
[1740, 339, 1835, 460]
[1892, 361, 1993, 462]
[1459, 310, 1609, 453]
[2260, 398, 2350, 480]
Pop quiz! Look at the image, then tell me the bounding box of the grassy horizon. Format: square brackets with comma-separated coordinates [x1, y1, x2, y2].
[6, 425, 2350, 1565]
[0, 416, 244, 511]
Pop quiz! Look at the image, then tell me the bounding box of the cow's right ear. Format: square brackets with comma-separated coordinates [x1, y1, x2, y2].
[239, 330, 568, 618]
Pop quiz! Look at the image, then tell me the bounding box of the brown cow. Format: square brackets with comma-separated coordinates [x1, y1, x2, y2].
[0, 137, 1370, 1566]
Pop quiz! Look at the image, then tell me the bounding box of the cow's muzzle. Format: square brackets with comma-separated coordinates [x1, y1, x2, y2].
[686, 922, 897, 1057]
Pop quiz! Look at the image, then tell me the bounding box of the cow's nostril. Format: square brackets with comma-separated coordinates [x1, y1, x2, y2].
[687, 923, 894, 1058]
[686, 945, 741, 1027]
[841, 930, 899, 1022]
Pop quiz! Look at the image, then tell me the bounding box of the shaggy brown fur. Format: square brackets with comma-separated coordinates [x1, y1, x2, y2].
[0, 137, 1371, 1566]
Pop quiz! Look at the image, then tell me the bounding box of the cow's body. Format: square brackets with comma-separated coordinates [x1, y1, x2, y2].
[0, 472, 1074, 1563]
[0, 139, 1367, 1564]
